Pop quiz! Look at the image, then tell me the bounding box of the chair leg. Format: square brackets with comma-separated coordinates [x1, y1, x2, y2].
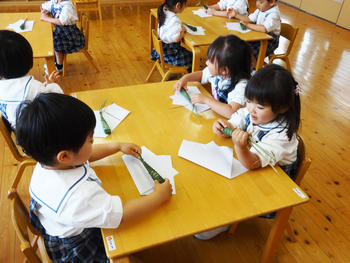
[285, 222, 296, 242]
[162, 71, 172, 82]
[82, 50, 99, 73]
[145, 63, 157, 82]
[285, 57, 292, 73]
[63, 54, 67, 76]
[228, 222, 239, 234]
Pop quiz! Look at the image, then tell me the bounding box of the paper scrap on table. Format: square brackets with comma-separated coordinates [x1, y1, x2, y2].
[178, 140, 248, 179]
[122, 146, 178, 195]
[93, 103, 130, 138]
[226, 22, 251, 33]
[184, 24, 206, 35]
[7, 19, 34, 33]
[193, 8, 212, 17]
[170, 86, 210, 113]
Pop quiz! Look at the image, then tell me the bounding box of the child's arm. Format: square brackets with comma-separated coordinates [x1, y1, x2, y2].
[227, 9, 251, 22]
[232, 129, 261, 169]
[240, 21, 267, 33]
[120, 179, 172, 224]
[207, 8, 230, 17]
[89, 142, 141, 162]
[40, 12, 63, 26]
[173, 71, 203, 92]
[173, 25, 187, 43]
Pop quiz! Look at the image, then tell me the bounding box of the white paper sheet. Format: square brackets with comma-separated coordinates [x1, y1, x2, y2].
[94, 103, 130, 138]
[226, 22, 251, 33]
[7, 19, 34, 33]
[122, 146, 178, 195]
[184, 24, 206, 35]
[170, 86, 210, 113]
[178, 140, 248, 179]
[193, 9, 212, 17]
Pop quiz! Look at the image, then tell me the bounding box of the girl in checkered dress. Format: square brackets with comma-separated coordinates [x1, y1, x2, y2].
[228, 0, 281, 64]
[151, 0, 193, 69]
[40, 0, 85, 72]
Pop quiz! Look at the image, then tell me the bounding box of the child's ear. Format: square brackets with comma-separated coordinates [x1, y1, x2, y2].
[221, 66, 229, 77]
[57, 150, 73, 164]
[175, 2, 182, 9]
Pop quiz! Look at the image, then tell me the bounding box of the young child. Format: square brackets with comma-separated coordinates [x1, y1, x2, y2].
[228, 0, 281, 61]
[151, 0, 193, 68]
[40, 0, 85, 72]
[196, 64, 300, 240]
[0, 30, 62, 128]
[174, 35, 252, 118]
[16, 93, 172, 262]
[206, 0, 249, 18]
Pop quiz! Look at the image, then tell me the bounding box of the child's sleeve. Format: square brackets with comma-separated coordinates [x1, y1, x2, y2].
[227, 107, 248, 129]
[59, 2, 79, 25]
[159, 15, 182, 43]
[248, 9, 259, 23]
[200, 67, 211, 84]
[227, 79, 248, 106]
[41, 0, 52, 12]
[217, 0, 228, 10]
[230, 0, 249, 16]
[263, 13, 281, 34]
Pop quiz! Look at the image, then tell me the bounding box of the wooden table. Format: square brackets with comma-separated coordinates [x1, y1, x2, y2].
[150, 7, 272, 72]
[73, 81, 309, 263]
[0, 12, 55, 74]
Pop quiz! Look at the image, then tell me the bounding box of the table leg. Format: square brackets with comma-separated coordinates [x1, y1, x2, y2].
[111, 255, 130, 263]
[191, 46, 201, 72]
[256, 39, 267, 70]
[260, 206, 293, 263]
[149, 13, 156, 54]
[45, 56, 55, 75]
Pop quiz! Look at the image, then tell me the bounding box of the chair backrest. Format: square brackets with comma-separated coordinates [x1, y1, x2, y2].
[295, 135, 312, 185]
[9, 190, 51, 263]
[0, 113, 29, 162]
[280, 23, 299, 57]
[151, 29, 166, 71]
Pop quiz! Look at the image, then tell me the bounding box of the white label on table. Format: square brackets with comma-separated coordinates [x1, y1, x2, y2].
[106, 235, 117, 251]
[293, 187, 307, 199]
[48, 51, 53, 55]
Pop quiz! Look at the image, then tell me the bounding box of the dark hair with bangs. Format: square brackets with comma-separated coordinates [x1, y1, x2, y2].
[158, 0, 187, 28]
[245, 64, 300, 140]
[207, 35, 252, 91]
[15, 93, 96, 166]
[0, 30, 33, 79]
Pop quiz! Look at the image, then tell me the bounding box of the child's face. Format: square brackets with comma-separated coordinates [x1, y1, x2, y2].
[246, 99, 278, 125]
[206, 59, 219, 76]
[174, 2, 186, 13]
[256, 0, 276, 12]
[70, 133, 94, 166]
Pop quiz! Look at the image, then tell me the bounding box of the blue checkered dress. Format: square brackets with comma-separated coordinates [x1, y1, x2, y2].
[29, 199, 109, 263]
[151, 42, 192, 68]
[249, 33, 280, 60]
[51, 3, 85, 54]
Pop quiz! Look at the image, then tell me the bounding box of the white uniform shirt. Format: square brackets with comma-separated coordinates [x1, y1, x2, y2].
[248, 5, 281, 35]
[201, 67, 248, 105]
[217, 0, 248, 15]
[42, 0, 78, 25]
[228, 107, 298, 167]
[0, 76, 63, 128]
[158, 7, 182, 44]
[29, 163, 123, 238]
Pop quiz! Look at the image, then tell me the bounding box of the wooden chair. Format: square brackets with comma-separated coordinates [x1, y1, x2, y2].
[268, 23, 299, 72]
[73, 0, 102, 21]
[63, 13, 99, 76]
[228, 135, 312, 242]
[8, 190, 51, 263]
[146, 29, 189, 82]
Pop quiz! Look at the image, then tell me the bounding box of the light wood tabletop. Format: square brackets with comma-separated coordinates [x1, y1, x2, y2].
[0, 12, 55, 74]
[150, 7, 272, 72]
[72, 81, 309, 263]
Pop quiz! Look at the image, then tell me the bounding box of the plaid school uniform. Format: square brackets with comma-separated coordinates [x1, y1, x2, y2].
[51, 3, 85, 54]
[29, 199, 109, 263]
[151, 42, 193, 68]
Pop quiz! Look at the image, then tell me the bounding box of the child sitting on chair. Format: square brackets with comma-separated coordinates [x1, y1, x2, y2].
[0, 30, 62, 128]
[206, 0, 249, 18]
[16, 93, 172, 262]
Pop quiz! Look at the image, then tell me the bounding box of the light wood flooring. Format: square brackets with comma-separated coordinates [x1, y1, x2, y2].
[1, 2, 350, 262]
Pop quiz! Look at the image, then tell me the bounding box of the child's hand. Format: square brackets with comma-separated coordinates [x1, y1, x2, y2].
[206, 7, 215, 15]
[44, 70, 61, 86]
[212, 119, 230, 137]
[191, 93, 209, 105]
[153, 179, 172, 203]
[40, 12, 50, 21]
[173, 75, 188, 92]
[227, 9, 237, 18]
[240, 21, 248, 27]
[119, 143, 142, 157]
[40, 6, 49, 15]
[231, 129, 249, 148]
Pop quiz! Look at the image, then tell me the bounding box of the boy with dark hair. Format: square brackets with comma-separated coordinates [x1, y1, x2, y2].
[16, 93, 172, 262]
[0, 30, 62, 128]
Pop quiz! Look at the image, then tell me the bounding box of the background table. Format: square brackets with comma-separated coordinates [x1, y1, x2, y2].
[73, 81, 309, 263]
[150, 7, 272, 72]
[0, 12, 55, 74]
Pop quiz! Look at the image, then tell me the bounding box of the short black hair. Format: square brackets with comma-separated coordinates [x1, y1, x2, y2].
[16, 93, 96, 166]
[245, 64, 300, 140]
[0, 30, 33, 79]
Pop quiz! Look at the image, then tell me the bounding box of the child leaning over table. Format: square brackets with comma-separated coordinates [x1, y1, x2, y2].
[0, 30, 62, 129]
[206, 0, 249, 18]
[40, 0, 85, 73]
[16, 93, 172, 262]
[228, 0, 281, 64]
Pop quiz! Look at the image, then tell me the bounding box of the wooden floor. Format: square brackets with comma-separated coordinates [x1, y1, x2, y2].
[1, 2, 350, 262]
